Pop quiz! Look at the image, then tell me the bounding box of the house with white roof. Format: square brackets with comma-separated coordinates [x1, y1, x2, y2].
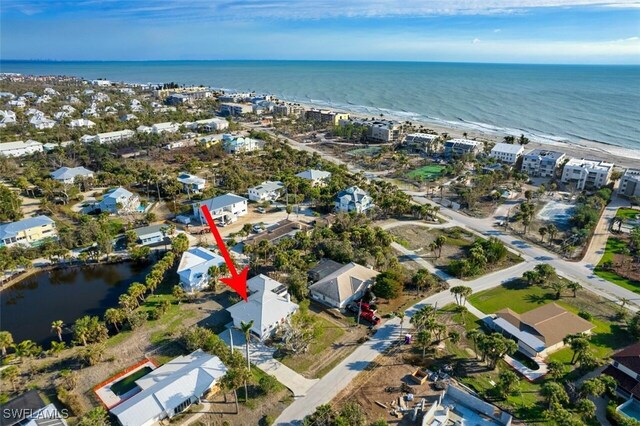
[97, 187, 140, 214]
[29, 115, 56, 130]
[561, 158, 614, 191]
[226, 274, 299, 340]
[177, 173, 206, 194]
[335, 186, 374, 213]
[151, 122, 180, 134]
[110, 350, 227, 426]
[0, 110, 17, 127]
[120, 114, 138, 122]
[192, 193, 248, 224]
[0, 216, 57, 248]
[66, 95, 81, 104]
[82, 129, 135, 144]
[0, 140, 44, 157]
[92, 92, 110, 103]
[50, 166, 94, 184]
[443, 139, 481, 159]
[295, 169, 332, 186]
[489, 143, 525, 165]
[222, 134, 260, 154]
[91, 79, 111, 87]
[7, 98, 26, 108]
[0, 92, 16, 100]
[521, 149, 566, 178]
[177, 247, 226, 292]
[248, 181, 284, 202]
[309, 261, 379, 309]
[53, 111, 70, 121]
[187, 117, 229, 132]
[68, 118, 95, 128]
[44, 87, 59, 96]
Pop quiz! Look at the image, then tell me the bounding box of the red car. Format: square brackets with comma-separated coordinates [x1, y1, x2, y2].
[360, 310, 381, 326]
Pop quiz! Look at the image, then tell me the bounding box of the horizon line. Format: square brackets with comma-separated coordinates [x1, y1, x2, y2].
[2, 58, 639, 67]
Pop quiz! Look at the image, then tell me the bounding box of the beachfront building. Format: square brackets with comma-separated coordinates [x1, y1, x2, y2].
[295, 169, 332, 186]
[521, 149, 567, 178]
[489, 143, 525, 165]
[177, 173, 206, 194]
[97, 187, 140, 214]
[110, 350, 227, 426]
[226, 274, 299, 340]
[618, 169, 640, 199]
[335, 186, 374, 213]
[193, 193, 248, 225]
[219, 102, 253, 116]
[0, 110, 17, 127]
[309, 261, 379, 309]
[561, 158, 614, 190]
[81, 129, 136, 144]
[443, 139, 481, 159]
[0, 216, 57, 248]
[68, 118, 96, 128]
[404, 133, 439, 154]
[305, 108, 349, 126]
[490, 303, 594, 358]
[50, 166, 94, 184]
[0, 140, 44, 157]
[177, 247, 226, 291]
[248, 181, 284, 202]
[273, 103, 305, 117]
[338, 118, 401, 143]
[603, 342, 640, 400]
[222, 134, 260, 154]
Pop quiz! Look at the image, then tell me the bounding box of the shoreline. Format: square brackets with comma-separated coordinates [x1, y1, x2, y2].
[291, 99, 640, 168]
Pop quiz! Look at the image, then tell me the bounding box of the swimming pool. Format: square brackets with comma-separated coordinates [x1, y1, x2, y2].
[618, 398, 640, 421]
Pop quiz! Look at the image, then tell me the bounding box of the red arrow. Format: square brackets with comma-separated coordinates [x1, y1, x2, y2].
[200, 205, 248, 301]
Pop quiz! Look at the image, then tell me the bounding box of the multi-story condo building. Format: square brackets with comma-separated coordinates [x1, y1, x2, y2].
[81, 130, 136, 144]
[273, 103, 305, 117]
[219, 103, 253, 116]
[305, 108, 349, 126]
[443, 139, 481, 159]
[489, 143, 525, 165]
[521, 149, 566, 178]
[338, 118, 401, 143]
[561, 158, 614, 190]
[0, 140, 44, 157]
[618, 169, 640, 198]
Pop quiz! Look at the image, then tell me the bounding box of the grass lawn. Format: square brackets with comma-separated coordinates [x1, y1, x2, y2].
[275, 316, 345, 377]
[616, 208, 640, 220]
[110, 366, 152, 395]
[405, 165, 445, 181]
[468, 279, 556, 314]
[595, 237, 640, 294]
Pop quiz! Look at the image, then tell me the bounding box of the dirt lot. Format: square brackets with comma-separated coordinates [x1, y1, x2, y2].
[389, 225, 474, 268]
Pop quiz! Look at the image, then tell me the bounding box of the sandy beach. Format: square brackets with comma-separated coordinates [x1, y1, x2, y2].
[297, 100, 640, 169]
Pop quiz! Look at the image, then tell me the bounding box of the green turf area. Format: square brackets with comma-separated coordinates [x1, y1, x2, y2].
[347, 147, 381, 156]
[616, 208, 640, 220]
[110, 366, 152, 396]
[405, 165, 445, 180]
[595, 237, 640, 294]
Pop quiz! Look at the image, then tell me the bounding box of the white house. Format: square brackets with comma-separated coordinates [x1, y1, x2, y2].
[177, 173, 206, 194]
[619, 169, 640, 199]
[0, 140, 44, 157]
[335, 186, 374, 213]
[0, 110, 17, 127]
[91, 79, 111, 86]
[187, 117, 229, 132]
[120, 114, 138, 122]
[222, 134, 260, 154]
[177, 247, 226, 292]
[82, 129, 135, 144]
[43, 87, 59, 96]
[110, 350, 227, 426]
[248, 181, 284, 202]
[561, 158, 614, 190]
[50, 166, 94, 184]
[309, 262, 379, 309]
[226, 274, 299, 340]
[68, 119, 96, 128]
[97, 187, 140, 214]
[489, 143, 525, 165]
[151, 122, 180, 134]
[295, 169, 332, 186]
[193, 193, 248, 225]
[29, 115, 56, 130]
[7, 98, 26, 108]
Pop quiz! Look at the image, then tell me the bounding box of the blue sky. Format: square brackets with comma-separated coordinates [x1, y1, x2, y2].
[1, 0, 639, 64]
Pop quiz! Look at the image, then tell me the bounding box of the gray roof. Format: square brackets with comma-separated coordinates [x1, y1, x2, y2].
[523, 149, 565, 161]
[309, 258, 345, 280]
[50, 166, 93, 181]
[132, 224, 166, 238]
[197, 193, 247, 212]
[0, 216, 55, 241]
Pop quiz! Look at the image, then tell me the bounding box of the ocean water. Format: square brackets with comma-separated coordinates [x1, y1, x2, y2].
[1, 60, 639, 151]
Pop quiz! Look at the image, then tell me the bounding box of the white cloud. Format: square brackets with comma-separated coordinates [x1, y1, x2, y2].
[473, 38, 481, 43]
[493, 29, 502, 33]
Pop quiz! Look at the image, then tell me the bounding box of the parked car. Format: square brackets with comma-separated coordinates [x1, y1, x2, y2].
[256, 207, 266, 214]
[360, 310, 381, 326]
[252, 223, 265, 233]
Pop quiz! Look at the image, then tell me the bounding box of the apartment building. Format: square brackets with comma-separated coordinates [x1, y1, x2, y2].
[521, 149, 566, 178]
[339, 118, 401, 143]
[219, 103, 253, 116]
[305, 108, 349, 126]
[618, 169, 640, 198]
[81, 129, 135, 144]
[561, 158, 614, 190]
[443, 139, 481, 159]
[0, 140, 44, 157]
[489, 143, 525, 165]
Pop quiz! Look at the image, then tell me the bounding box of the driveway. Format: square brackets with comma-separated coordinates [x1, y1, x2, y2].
[219, 327, 318, 397]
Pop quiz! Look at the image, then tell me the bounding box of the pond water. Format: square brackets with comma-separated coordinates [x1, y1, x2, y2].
[0, 262, 153, 346]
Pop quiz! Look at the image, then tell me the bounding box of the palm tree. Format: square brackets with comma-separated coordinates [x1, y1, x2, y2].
[240, 320, 254, 370]
[620, 297, 630, 308]
[550, 281, 566, 299]
[49, 341, 66, 357]
[466, 329, 480, 358]
[564, 335, 590, 364]
[567, 281, 581, 298]
[104, 308, 124, 332]
[416, 329, 431, 358]
[0, 331, 14, 357]
[208, 265, 221, 291]
[397, 312, 406, 337]
[51, 320, 64, 342]
[434, 235, 447, 258]
[1, 365, 19, 391]
[450, 285, 472, 306]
